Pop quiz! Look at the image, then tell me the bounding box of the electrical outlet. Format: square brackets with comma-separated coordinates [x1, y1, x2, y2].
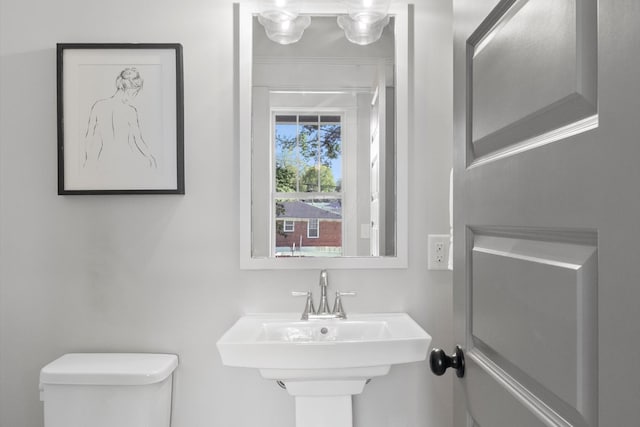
[428, 234, 450, 270]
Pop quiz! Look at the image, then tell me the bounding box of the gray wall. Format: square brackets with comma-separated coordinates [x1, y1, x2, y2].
[0, 1, 453, 426]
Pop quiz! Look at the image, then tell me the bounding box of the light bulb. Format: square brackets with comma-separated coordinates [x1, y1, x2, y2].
[259, 0, 298, 22]
[337, 15, 390, 45]
[343, 0, 391, 23]
[258, 15, 311, 45]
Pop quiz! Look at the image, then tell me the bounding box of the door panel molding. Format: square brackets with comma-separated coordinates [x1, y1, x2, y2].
[465, 226, 598, 426]
[467, 347, 574, 427]
[470, 340, 590, 427]
[466, 0, 598, 165]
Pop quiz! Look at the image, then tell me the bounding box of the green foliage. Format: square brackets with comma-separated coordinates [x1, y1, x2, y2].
[300, 165, 336, 192]
[275, 163, 297, 193]
[276, 124, 341, 164]
[275, 122, 341, 193]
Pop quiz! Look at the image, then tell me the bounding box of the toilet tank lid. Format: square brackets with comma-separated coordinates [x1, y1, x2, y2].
[39, 353, 178, 386]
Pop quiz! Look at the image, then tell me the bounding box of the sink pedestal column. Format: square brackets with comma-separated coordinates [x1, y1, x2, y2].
[295, 396, 352, 427]
[285, 379, 368, 427]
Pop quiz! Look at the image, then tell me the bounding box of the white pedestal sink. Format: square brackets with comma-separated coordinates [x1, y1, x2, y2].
[217, 313, 431, 427]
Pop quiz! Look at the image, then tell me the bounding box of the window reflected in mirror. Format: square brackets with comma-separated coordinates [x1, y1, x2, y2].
[274, 114, 344, 257]
[251, 15, 396, 259]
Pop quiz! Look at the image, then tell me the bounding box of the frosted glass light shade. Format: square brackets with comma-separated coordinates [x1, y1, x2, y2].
[258, 15, 312, 45]
[258, 0, 300, 22]
[342, 0, 391, 24]
[337, 15, 390, 45]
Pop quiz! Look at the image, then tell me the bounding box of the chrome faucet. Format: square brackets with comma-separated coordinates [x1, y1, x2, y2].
[292, 270, 356, 320]
[317, 270, 330, 315]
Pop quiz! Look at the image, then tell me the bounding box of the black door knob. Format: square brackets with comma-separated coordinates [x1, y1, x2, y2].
[430, 345, 465, 378]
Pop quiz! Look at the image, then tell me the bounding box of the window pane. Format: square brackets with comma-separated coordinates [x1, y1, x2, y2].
[275, 119, 300, 192]
[320, 115, 341, 123]
[308, 219, 319, 238]
[320, 117, 341, 193]
[299, 119, 319, 192]
[275, 114, 343, 194]
[299, 115, 318, 124]
[274, 197, 342, 257]
[276, 115, 296, 123]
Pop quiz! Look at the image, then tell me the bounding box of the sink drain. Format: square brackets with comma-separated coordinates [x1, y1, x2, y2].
[320, 327, 329, 334]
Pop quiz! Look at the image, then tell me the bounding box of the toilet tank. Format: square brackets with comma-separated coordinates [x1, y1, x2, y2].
[40, 353, 178, 427]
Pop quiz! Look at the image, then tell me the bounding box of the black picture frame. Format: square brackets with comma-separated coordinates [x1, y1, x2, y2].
[57, 43, 184, 195]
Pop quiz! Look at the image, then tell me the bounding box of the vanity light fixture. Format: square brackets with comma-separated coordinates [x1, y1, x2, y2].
[258, 0, 300, 22]
[337, 14, 390, 45]
[337, 0, 391, 45]
[257, 0, 311, 45]
[342, 0, 391, 24]
[257, 14, 311, 45]
[257, 0, 391, 46]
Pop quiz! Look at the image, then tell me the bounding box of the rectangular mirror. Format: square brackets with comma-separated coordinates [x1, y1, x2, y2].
[239, 1, 409, 269]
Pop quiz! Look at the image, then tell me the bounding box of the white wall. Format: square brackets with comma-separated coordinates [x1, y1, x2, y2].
[0, 1, 453, 426]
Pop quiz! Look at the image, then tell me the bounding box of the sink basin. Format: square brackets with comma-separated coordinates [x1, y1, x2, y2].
[217, 313, 431, 377]
[259, 320, 391, 342]
[217, 313, 431, 427]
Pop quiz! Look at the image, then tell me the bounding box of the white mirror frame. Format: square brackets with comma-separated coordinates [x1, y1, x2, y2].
[238, 1, 409, 269]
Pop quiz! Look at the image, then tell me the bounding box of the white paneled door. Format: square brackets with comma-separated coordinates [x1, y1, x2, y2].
[441, 0, 640, 426]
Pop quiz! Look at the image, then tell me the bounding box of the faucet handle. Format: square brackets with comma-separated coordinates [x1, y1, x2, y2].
[292, 291, 316, 320]
[337, 291, 357, 297]
[332, 291, 357, 318]
[291, 291, 310, 297]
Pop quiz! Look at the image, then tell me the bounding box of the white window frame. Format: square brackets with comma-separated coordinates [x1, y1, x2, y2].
[269, 103, 355, 257]
[283, 220, 295, 232]
[307, 218, 319, 238]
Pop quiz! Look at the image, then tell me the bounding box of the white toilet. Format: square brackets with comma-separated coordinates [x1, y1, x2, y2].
[40, 353, 178, 427]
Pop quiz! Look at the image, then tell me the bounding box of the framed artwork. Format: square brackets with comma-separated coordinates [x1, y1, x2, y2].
[57, 43, 184, 194]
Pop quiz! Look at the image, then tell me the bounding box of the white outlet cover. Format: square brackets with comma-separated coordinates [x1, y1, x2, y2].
[428, 234, 450, 270]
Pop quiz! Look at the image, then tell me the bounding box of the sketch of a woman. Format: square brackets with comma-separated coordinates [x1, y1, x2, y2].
[84, 68, 157, 168]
